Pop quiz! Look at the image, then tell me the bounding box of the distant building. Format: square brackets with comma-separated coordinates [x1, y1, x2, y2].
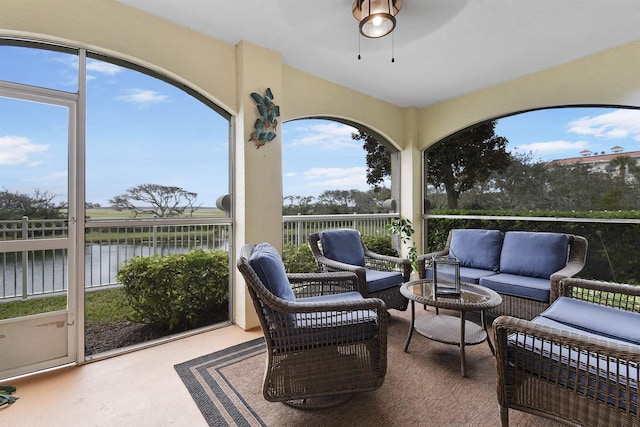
[549, 146, 640, 174]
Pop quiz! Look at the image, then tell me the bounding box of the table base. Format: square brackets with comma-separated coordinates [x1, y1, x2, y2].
[403, 301, 494, 377]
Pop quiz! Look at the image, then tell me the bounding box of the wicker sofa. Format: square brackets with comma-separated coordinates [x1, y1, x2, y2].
[418, 229, 588, 320]
[494, 277, 640, 426]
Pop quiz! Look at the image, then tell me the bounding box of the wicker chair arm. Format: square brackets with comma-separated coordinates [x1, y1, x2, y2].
[287, 271, 360, 297]
[549, 261, 588, 302]
[363, 250, 412, 280]
[364, 250, 409, 266]
[417, 249, 450, 261]
[417, 250, 449, 279]
[311, 255, 368, 293]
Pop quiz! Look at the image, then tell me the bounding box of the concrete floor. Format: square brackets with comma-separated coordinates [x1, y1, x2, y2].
[1, 325, 262, 427]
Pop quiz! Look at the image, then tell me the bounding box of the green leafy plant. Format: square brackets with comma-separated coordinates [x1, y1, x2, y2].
[362, 234, 396, 256]
[387, 217, 418, 271]
[116, 249, 229, 332]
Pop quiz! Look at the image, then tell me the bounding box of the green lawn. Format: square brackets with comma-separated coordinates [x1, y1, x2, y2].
[0, 288, 134, 324]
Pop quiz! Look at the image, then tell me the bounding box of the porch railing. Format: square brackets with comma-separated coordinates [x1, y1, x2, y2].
[0, 214, 397, 300]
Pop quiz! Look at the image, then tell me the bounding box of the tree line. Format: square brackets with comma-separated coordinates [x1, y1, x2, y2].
[4, 118, 639, 220]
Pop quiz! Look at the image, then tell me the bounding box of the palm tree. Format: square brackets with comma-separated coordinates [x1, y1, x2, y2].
[608, 155, 637, 181]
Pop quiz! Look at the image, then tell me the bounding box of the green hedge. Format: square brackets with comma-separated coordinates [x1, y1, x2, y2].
[281, 237, 396, 274]
[116, 249, 229, 332]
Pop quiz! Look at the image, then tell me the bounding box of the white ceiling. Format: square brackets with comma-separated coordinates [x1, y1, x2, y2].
[117, 0, 640, 108]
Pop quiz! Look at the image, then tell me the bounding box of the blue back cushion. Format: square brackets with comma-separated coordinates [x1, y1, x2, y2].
[450, 229, 503, 271]
[319, 229, 365, 266]
[500, 231, 569, 279]
[541, 297, 640, 345]
[249, 243, 296, 302]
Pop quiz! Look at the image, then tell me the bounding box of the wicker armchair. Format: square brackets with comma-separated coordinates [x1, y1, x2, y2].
[237, 243, 387, 408]
[494, 277, 640, 427]
[308, 229, 411, 312]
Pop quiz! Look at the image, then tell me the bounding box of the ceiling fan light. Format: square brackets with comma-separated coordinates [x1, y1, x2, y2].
[353, 0, 402, 38]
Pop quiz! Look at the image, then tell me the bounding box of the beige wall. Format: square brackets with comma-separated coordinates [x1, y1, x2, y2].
[419, 39, 640, 151]
[2, 0, 640, 330]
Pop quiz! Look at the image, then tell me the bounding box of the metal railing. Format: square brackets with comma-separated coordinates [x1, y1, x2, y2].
[0, 217, 232, 300]
[282, 213, 397, 247]
[0, 214, 397, 300]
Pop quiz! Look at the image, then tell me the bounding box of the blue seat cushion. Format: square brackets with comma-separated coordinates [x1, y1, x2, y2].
[479, 273, 550, 302]
[281, 292, 379, 349]
[450, 229, 503, 271]
[319, 229, 365, 266]
[500, 231, 569, 279]
[366, 269, 404, 293]
[425, 265, 497, 285]
[509, 316, 639, 414]
[540, 297, 640, 346]
[249, 242, 296, 302]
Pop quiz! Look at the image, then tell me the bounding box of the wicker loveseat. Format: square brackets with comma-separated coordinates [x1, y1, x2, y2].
[418, 229, 588, 320]
[494, 277, 640, 426]
[237, 243, 387, 408]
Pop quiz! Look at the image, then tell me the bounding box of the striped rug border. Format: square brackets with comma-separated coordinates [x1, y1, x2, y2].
[174, 337, 267, 427]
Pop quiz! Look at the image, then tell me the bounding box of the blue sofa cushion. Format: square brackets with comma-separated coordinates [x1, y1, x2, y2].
[500, 231, 569, 279]
[479, 273, 550, 302]
[540, 297, 640, 346]
[365, 269, 404, 292]
[450, 229, 503, 271]
[425, 265, 497, 285]
[319, 229, 365, 267]
[249, 243, 296, 302]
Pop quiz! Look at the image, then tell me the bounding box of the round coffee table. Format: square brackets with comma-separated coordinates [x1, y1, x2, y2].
[400, 279, 502, 377]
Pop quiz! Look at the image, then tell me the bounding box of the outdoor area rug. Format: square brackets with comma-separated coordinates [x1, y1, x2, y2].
[174, 337, 267, 426]
[175, 310, 562, 427]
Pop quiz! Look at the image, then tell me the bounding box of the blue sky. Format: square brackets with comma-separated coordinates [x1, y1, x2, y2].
[2, 45, 640, 207]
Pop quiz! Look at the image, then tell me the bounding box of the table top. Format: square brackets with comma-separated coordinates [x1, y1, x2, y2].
[400, 279, 502, 311]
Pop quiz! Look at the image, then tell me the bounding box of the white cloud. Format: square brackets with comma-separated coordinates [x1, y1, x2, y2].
[568, 109, 640, 140]
[116, 89, 169, 105]
[289, 122, 358, 149]
[86, 59, 122, 76]
[513, 140, 589, 156]
[303, 167, 367, 188]
[0, 136, 49, 165]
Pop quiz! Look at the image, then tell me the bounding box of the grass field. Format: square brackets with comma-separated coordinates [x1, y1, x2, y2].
[85, 207, 227, 220]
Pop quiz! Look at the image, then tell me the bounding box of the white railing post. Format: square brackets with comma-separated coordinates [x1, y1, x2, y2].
[21, 216, 28, 300]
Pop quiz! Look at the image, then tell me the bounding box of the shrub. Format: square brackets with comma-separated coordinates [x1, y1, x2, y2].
[362, 235, 396, 256]
[282, 243, 317, 273]
[116, 249, 229, 332]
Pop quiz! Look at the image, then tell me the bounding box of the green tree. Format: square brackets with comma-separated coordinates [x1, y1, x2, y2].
[282, 188, 390, 215]
[541, 163, 618, 211]
[0, 189, 66, 220]
[110, 184, 199, 218]
[352, 130, 391, 189]
[484, 152, 548, 210]
[426, 121, 511, 209]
